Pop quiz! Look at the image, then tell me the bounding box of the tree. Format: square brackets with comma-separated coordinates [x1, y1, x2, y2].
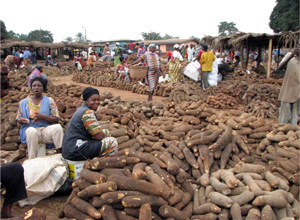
[269, 0, 299, 33]
[75, 32, 85, 43]
[162, 34, 173, 40]
[65, 37, 73, 42]
[0, 20, 9, 40]
[218, 21, 238, 36]
[27, 29, 54, 43]
[7, 30, 19, 39]
[17, 33, 28, 41]
[141, 31, 162, 40]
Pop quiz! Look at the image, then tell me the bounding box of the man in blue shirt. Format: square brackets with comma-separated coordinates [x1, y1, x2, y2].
[23, 47, 31, 67]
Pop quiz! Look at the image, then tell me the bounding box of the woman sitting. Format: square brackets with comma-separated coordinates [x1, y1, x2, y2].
[45, 55, 59, 68]
[62, 87, 118, 161]
[17, 77, 63, 159]
[73, 53, 86, 70]
[87, 52, 96, 67]
[115, 57, 130, 81]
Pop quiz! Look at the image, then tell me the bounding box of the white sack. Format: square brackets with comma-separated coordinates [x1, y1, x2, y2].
[184, 61, 201, 81]
[19, 154, 68, 207]
[208, 60, 219, 86]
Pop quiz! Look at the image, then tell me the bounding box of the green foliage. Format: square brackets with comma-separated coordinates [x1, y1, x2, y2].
[75, 32, 85, 43]
[141, 31, 175, 40]
[65, 36, 73, 42]
[1, 20, 9, 40]
[218, 21, 238, 36]
[269, 0, 299, 33]
[17, 33, 28, 41]
[141, 31, 162, 40]
[7, 30, 19, 39]
[162, 34, 173, 39]
[27, 29, 54, 43]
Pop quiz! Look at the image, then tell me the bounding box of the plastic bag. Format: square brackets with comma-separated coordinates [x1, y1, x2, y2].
[208, 60, 219, 86]
[183, 61, 201, 81]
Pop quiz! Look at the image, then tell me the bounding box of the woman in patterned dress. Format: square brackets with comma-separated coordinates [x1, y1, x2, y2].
[130, 44, 165, 101]
[62, 87, 118, 161]
[169, 44, 184, 82]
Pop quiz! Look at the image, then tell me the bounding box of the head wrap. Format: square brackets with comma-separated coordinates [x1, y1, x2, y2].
[82, 87, 99, 101]
[1, 66, 9, 74]
[47, 55, 52, 58]
[149, 44, 156, 48]
[174, 44, 179, 49]
[30, 77, 47, 91]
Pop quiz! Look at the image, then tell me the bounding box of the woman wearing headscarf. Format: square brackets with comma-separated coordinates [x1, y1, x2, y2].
[16, 77, 63, 159]
[4, 54, 23, 71]
[169, 44, 184, 82]
[62, 87, 118, 161]
[73, 53, 86, 70]
[130, 44, 165, 101]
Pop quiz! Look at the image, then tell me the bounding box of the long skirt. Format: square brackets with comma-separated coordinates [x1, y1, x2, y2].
[169, 58, 183, 82]
[114, 56, 121, 67]
[147, 69, 159, 93]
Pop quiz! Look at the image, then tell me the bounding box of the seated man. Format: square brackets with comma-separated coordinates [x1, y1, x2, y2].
[17, 77, 63, 159]
[45, 55, 59, 68]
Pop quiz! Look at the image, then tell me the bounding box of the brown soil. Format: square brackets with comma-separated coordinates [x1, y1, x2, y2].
[49, 75, 168, 103]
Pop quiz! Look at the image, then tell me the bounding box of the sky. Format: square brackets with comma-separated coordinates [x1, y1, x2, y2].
[1, 0, 277, 43]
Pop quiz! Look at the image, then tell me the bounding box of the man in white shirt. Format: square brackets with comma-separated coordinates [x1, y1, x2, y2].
[81, 50, 88, 61]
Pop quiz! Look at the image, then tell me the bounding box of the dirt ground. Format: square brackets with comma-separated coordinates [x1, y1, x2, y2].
[8, 74, 170, 218]
[49, 75, 168, 103]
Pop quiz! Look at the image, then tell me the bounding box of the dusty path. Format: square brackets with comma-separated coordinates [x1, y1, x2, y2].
[49, 75, 168, 103]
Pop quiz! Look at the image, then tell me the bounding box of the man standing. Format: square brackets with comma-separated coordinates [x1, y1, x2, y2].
[23, 47, 31, 67]
[187, 44, 194, 62]
[277, 46, 300, 125]
[81, 49, 88, 61]
[200, 44, 215, 89]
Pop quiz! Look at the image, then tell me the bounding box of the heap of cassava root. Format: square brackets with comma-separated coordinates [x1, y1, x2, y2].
[60, 100, 299, 219]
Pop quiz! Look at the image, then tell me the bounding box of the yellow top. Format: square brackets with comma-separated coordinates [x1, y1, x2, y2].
[200, 51, 215, 71]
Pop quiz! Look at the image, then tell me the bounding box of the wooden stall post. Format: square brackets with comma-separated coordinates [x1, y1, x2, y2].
[267, 38, 273, 79]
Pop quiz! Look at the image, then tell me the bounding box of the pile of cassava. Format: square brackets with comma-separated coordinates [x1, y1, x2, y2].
[58, 99, 299, 220]
[72, 64, 283, 119]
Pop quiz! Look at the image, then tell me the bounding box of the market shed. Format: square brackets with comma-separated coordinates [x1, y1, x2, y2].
[200, 30, 300, 78]
[0, 40, 89, 61]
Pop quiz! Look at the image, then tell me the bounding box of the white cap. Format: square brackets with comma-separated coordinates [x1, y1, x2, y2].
[174, 44, 179, 49]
